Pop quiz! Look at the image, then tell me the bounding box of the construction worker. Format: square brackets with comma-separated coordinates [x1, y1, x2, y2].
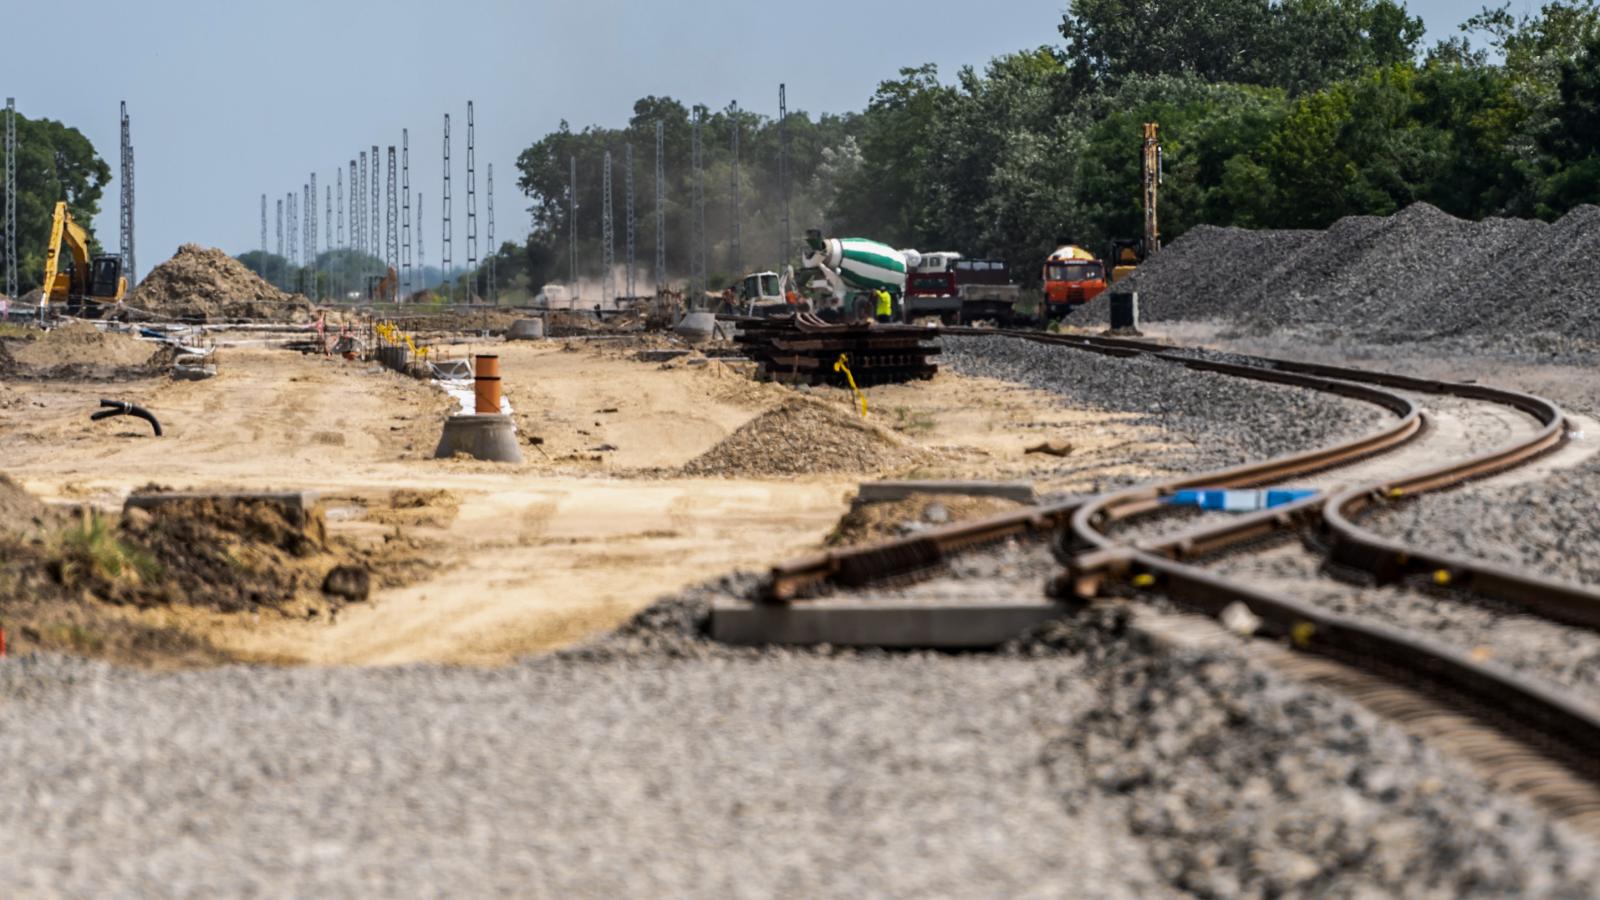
[875, 287, 893, 323]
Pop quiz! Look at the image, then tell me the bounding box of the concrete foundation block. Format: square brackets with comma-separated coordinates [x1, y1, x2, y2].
[710, 596, 1066, 648]
[433, 414, 524, 463]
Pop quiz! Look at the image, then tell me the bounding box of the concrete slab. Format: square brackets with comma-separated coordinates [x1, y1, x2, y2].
[711, 596, 1067, 648]
[857, 480, 1037, 504]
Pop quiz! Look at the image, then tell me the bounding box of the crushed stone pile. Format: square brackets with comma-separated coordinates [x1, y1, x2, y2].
[1110, 203, 1600, 348]
[680, 398, 931, 477]
[128, 245, 316, 322]
[6, 321, 166, 376]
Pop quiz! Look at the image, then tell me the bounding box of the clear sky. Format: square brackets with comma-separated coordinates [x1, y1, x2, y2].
[1, 0, 1489, 271]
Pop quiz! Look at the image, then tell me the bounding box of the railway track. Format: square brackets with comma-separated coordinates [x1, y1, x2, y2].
[757, 327, 1600, 831]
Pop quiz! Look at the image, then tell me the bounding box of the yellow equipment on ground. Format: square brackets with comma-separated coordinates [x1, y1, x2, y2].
[41, 201, 126, 316]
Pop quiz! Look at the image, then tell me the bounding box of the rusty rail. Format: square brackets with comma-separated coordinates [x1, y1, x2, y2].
[761, 325, 1600, 808]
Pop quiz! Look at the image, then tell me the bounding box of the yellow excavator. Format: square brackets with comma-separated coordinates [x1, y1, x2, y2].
[42, 201, 126, 316]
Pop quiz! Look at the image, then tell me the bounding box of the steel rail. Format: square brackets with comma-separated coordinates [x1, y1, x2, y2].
[759, 325, 1600, 806]
[764, 331, 1423, 601]
[1112, 549, 1600, 783]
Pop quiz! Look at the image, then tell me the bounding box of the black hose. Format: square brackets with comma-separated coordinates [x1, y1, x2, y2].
[90, 399, 162, 436]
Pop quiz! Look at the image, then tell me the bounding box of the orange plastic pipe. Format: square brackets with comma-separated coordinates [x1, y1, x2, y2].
[474, 354, 502, 414]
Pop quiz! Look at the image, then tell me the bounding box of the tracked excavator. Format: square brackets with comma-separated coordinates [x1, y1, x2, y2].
[41, 201, 126, 318]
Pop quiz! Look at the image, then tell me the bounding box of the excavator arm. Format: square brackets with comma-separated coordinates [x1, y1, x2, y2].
[40, 201, 125, 314]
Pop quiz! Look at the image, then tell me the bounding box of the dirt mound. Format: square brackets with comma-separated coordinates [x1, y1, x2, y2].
[0, 474, 59, 538]
[128, 244, 316, 322]
[1113, 203, 1600, 347]
[681, 398, 930, 478]
[103, 495, 363, 614]
[8, 321, 164, 375]
[826, 493, 1022, 547]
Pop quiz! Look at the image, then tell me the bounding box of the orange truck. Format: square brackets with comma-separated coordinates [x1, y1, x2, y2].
[1042, 244, 1107, 319]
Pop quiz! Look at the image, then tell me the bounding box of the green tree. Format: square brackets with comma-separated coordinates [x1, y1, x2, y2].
[0, 110, 112, 294]
[1059, 0, 1422, 95]
[1539, 33, 1600, 211]
[830, 64, 955, 243]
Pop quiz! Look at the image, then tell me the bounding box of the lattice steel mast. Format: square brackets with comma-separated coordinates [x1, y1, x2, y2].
[370, 144, 380, 259]
[654, 120, 665, 290]
[729, 101, 741, 276]
[275, 199, 284, 289]
[309, 174, 318, 299]
[357, 152, 368, 256]
[567, 155, 577, 296]
[601, 150, 614, 304]
[442, 114, 453, 302]
[624, 144, 635, 300]
[486, 163, 495, 304]
[119, 101, 136, 286]
[466, 102, 478, 300]
[4, 98, 15, 303]
[385, 146, 398, 289]
[416, 193, 425, 286]
[402, 128, 412, 298]
[691, 109, 706, 301]
[779, 84, 790, 270]
[259, 194, 267, 271]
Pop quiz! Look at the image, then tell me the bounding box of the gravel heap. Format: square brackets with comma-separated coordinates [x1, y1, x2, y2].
[941, 335, 1386, 478]
[1110, 203, 1600, 348]
[680, 397, 930, 477]
[128, 245, 315, 322]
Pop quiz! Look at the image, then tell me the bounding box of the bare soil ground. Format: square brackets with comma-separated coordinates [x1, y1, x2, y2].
[0, 335, 1173, 667]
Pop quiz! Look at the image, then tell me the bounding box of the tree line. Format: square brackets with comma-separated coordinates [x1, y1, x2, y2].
[0, 111, 111, 296]
[491, 0, 1600, 294]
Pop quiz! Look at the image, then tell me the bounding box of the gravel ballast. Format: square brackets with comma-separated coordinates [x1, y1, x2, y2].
[4, 586, 1596, 895]
[940, 335, 1386, 485]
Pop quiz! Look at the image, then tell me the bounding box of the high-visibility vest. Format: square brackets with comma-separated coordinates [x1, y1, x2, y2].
[876, 290, 892, 317]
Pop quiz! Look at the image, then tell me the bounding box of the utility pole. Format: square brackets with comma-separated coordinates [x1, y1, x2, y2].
[654, 120, 665, 291]
[567, 155, 576, 297]
[325, 184, 331, 297]
[779, 84, 790, 271]
[417, 193, 425, 288]
[624, 144, 635, 300]
[729, 101, 741, 276]
[119, 101, 136, 287]
[466, 101, 478, 301]
[442, 114, 453, 301]
[602, 149, 614, 305]
[286, 192, 297, 267]
[402, 128, 412, 298]
[691, 109, 706, 302]
[486, 163, 495, 304]
[386, 146, 398, 293]
[4, 98, 15, 304]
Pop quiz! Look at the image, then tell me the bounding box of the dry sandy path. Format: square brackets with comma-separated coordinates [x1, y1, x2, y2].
[2, 338, 1155, 666]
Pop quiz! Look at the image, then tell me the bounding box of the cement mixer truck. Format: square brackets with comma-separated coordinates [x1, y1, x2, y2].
[800, 229, 912, 323]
